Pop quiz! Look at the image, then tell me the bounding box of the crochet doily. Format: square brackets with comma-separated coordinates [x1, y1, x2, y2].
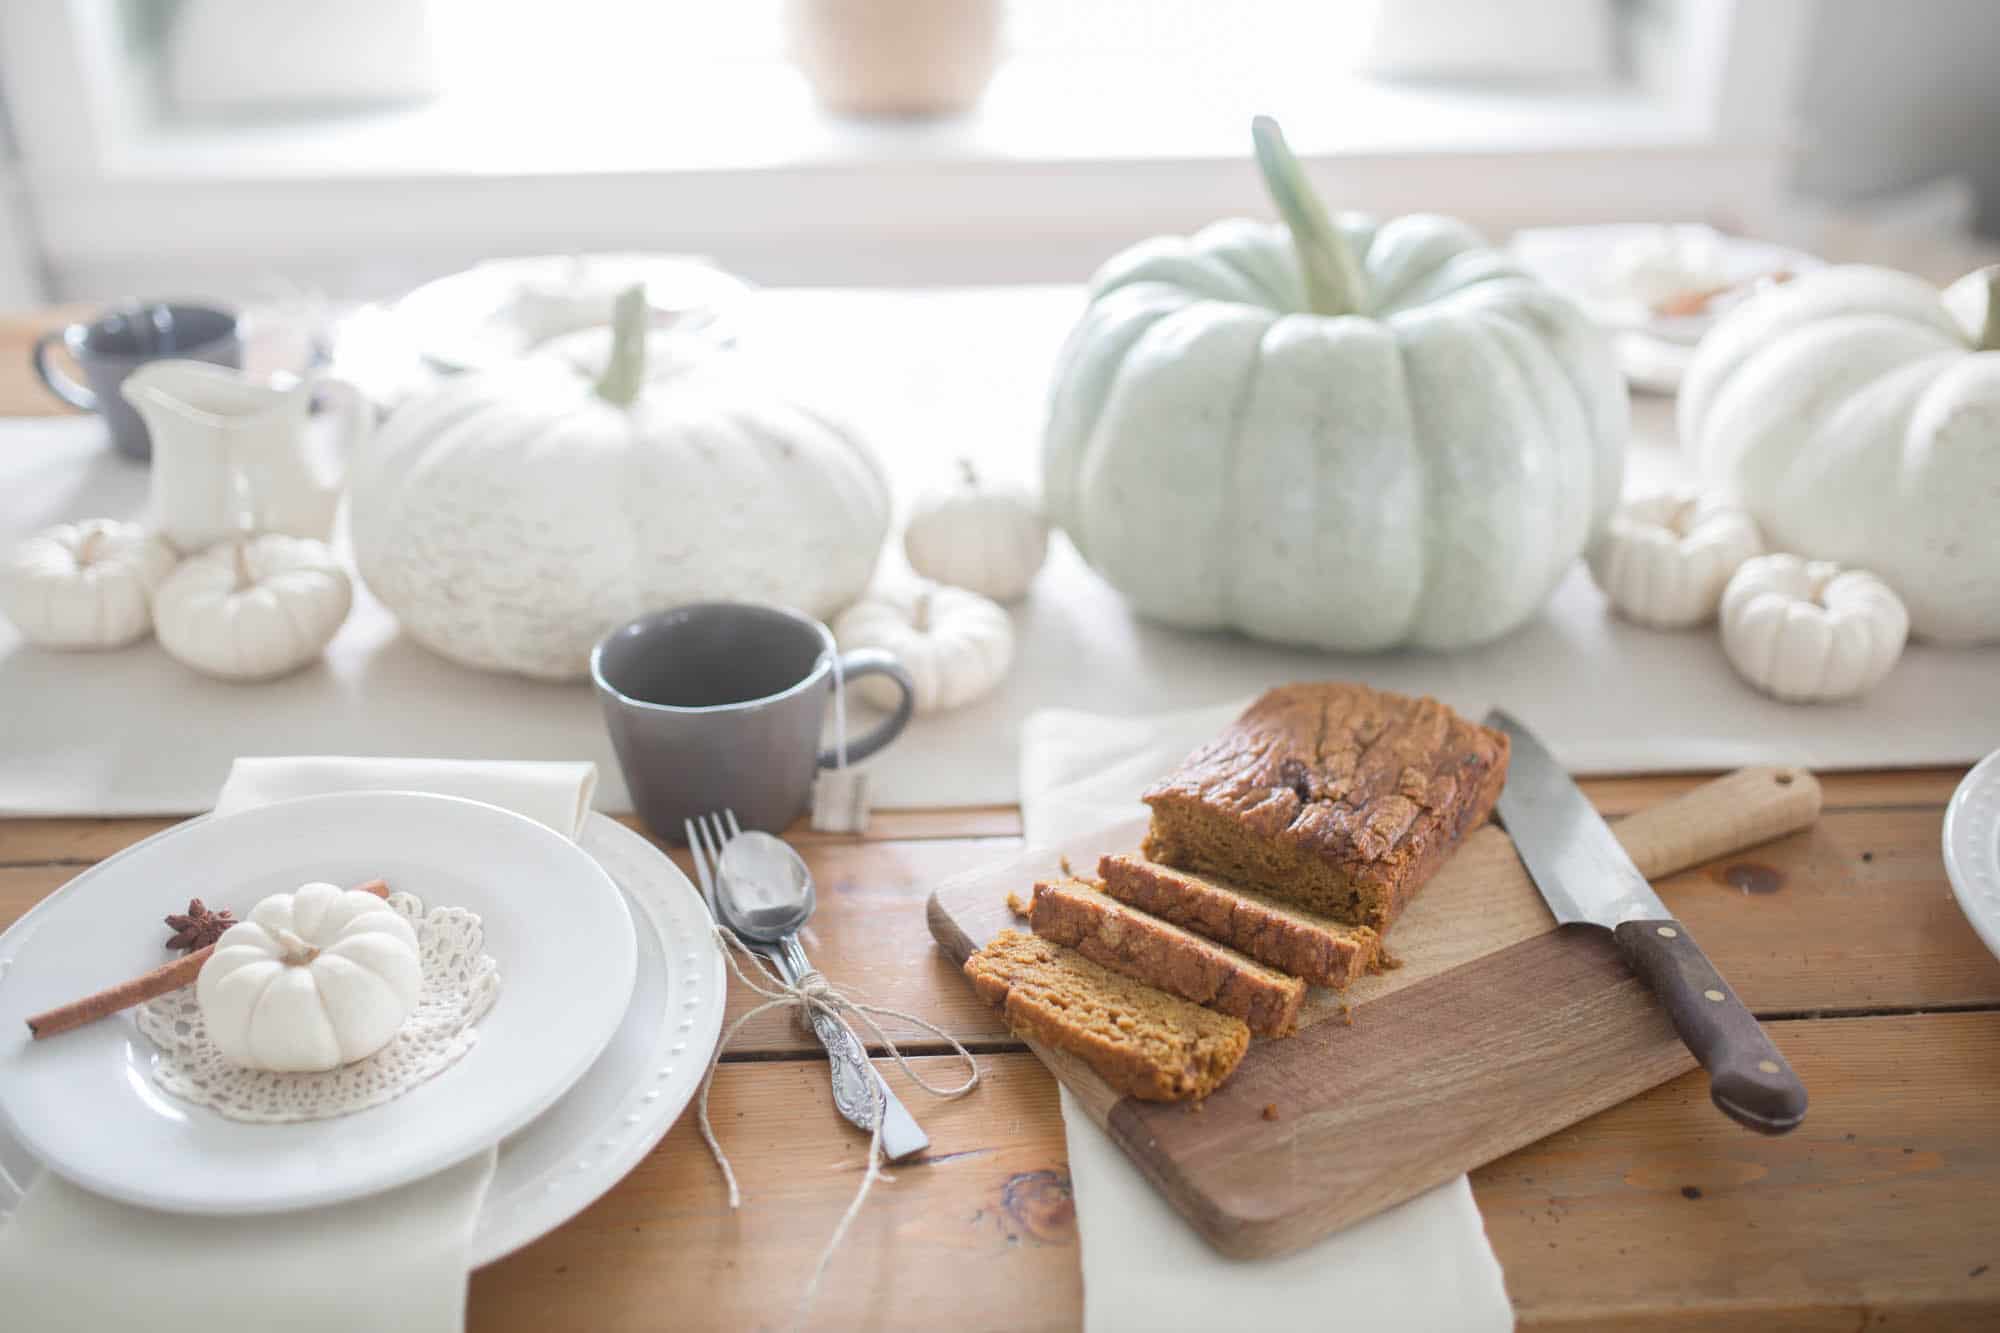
[134, 892, 501, 1124]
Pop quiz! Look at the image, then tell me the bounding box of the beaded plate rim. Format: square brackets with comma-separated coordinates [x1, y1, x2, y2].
[1942, 748, 2000, 967]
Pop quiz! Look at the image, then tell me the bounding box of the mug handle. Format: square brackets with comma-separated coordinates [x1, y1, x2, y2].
[818, 648, 915, 767]
[32, 328, 96, 411]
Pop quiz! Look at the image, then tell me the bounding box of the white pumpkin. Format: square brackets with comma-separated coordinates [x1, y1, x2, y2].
[903, 460, 1049, 603]
[0, 520, 177, 649]
[198, 883, 421, 1072]
[833, 582, 1013, 713]
[1043, 117, 1626, 651]
[349, 287, 891, 681]
[153, 535, 352, 680]
[1585, 490, 1762, 629]
[1681, 263, 2000, 643]
[1719, 554, 1908, 704]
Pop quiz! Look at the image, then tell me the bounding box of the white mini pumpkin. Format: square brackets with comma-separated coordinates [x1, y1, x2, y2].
[153, 535, 352, 680]
[1682, 263, 2000, 643]
[350, 287, 891, 680]
[1043, 117, 1626, 651]
[903, 460, 1049, 603]
[1585, 491, 1762, 629]
[198, 883, 421, 1072]
[0, 519, 177, 649]
[833, 582, 1013, 713]
[1719, 554, 1908, 704]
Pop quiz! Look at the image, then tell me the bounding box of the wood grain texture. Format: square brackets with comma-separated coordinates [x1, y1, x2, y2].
[458, 1016, 2000, 1332]
[1475, 1011, 2000, 1331]
[468, 1052, 1081, 1333]
[930, 769, 1828, 1256]
[1608, 766, 1821, 875]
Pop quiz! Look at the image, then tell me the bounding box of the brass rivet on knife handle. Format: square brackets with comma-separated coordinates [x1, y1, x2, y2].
[1611, 766, 1822, 881]
[1611, 916, 1808, 1134]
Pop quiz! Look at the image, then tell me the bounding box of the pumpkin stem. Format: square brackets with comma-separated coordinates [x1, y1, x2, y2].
[912, 586, 932, 633]
[76, 527, 105, 566]
[275, 928, 320, 967]
[1251, 115, 1367, 318]
[231, 539, 254, 592]
[594, 284, 648, 408]
[957, 457, 978, 488]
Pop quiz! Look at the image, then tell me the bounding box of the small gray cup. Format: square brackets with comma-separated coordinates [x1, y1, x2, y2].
[592, 602, 916, 841]
[33, 302, 241, 460]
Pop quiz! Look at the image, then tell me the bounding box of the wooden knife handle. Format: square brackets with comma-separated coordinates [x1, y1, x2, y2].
[1614, 766, 1822, 881]
[1612, 916, 1807, 1133]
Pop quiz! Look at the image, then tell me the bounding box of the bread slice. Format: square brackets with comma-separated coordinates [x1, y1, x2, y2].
[963, 929, 1248, 1101]
[1030, 877, 1306, 1036]
[1098, 853, 1381, 990]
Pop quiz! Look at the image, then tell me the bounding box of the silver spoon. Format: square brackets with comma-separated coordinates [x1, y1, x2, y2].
[713, 827, 930, 1161]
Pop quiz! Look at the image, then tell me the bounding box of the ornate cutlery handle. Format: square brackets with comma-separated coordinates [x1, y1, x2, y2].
[806, 1003, 882, 1132]
[772, 938, 879, 1132]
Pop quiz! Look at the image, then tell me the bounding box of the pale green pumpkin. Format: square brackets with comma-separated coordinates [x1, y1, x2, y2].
[1043, 118, 1628, 650]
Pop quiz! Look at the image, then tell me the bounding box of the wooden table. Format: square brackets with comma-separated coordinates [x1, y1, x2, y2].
[5, 310, 2000, 1329]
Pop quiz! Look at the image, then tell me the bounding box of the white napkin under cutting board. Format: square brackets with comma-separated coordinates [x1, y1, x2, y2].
[1020, 701, 1515, 1332]
[0, 757, 597, 1333]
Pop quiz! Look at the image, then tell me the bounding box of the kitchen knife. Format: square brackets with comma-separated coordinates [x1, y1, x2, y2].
[1485, 709, 1808, 1135]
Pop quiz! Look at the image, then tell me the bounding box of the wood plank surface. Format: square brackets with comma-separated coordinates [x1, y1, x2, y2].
[3, 766, 1995, 1328]
[460, 1014, 2000, 1332]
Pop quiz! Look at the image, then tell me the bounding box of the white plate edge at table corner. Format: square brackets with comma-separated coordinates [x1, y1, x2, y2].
[0, 790, 641, 1217]
[466, 812, 727, 1267]
[1942, 747, 2000, 966]
[0, 807, 729, 1260]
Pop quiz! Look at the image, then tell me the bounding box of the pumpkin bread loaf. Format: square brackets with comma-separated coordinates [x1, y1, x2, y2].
[1097, 853, 1381, 990]
[1029, 877, 1307, 1037]
[963, 930, 1248, 1101]
[1142, 682, 1509, 931]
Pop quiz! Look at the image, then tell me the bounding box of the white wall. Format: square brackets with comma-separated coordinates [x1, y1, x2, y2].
[1791, 0, 2000, 234]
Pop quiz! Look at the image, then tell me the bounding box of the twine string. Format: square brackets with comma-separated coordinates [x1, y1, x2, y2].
[695, 925, 980, 1330]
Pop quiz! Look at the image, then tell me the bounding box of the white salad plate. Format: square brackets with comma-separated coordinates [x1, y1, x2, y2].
[0, 808, 726, 1263]
[1944, 748, 2000, 966]
[394, 251, 752, 372]
[0, 792, 637, 1216]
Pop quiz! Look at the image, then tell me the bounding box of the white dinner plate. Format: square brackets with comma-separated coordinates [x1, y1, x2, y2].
[0, 792, 636, 1215]
[1944, 748, 2000, 965]
[0, 811, 726, 1262]
[393, 252, 751, 372]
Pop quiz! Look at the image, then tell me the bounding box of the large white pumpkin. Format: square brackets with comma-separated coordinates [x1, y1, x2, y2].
[350, 288, 892, 679]
[1043, 117, 1627, 651]
[1681, 264, 2000, 644]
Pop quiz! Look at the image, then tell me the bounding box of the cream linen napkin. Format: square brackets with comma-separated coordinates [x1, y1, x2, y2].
[0, 757, 598, 1333]
[1021, 703, 1514, 1332]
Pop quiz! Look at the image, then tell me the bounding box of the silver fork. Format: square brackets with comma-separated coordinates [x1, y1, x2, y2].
[686, 811, 929, 1161]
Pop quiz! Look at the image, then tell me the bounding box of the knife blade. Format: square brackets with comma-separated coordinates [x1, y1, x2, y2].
[1486, 709, 1808, 1136]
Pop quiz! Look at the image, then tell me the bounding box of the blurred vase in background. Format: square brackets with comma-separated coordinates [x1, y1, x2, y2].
[787, 0, 1002, 118]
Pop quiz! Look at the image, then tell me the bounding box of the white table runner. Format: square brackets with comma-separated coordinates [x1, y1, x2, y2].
[4, 287, 1997, 818]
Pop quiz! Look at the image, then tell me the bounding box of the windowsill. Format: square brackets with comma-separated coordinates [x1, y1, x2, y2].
[99, 62, 1730, 182]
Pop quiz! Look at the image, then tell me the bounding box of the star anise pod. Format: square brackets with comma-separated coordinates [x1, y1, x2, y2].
[164, 898, 238, 953]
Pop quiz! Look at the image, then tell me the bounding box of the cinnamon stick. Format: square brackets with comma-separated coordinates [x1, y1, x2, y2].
[25, 879, 389, 1040]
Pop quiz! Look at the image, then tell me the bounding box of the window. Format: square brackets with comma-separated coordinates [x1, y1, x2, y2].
[0, 0, 1806, 300]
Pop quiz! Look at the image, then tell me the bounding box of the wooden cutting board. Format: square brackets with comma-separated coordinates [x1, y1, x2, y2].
[928, 766, 1823, 1259]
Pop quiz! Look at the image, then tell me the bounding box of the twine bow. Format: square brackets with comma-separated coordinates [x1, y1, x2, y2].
[697, 925, 980, 1330]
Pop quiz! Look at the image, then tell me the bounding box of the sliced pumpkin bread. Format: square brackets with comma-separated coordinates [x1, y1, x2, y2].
[1030, 877, 1307, 1037]
[963, 929, 1248, 1101]
[1098, 853, 1382, 990]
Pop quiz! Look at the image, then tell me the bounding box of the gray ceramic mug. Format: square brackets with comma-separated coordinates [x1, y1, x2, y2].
[33, 302, 242, 460]
[592, 602, 916, 841]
